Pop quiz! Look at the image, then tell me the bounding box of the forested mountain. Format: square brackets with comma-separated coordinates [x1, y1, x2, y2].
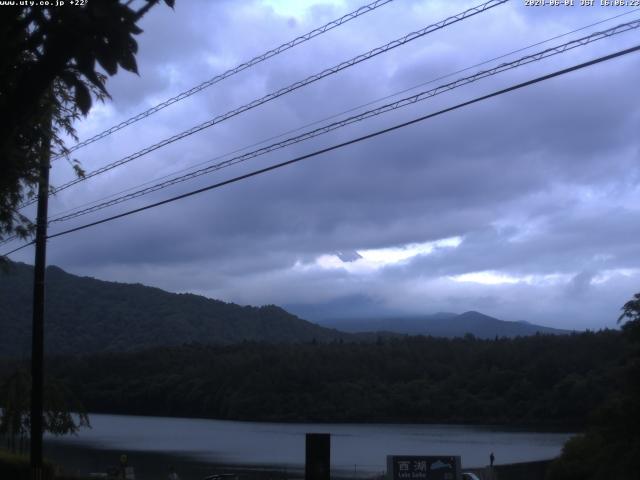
[0, 262, 349, 356]
[1, 261, 568, 358]
[0, 330, 624, 427]
[312, 310, 568, 337]
[0, 260, 633, 430]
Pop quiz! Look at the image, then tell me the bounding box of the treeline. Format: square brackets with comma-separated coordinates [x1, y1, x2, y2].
[547, 296, 640, 480]
[4, 330, 628, 428]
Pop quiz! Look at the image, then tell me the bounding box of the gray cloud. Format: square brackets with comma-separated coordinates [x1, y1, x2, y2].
[9, 0, 640, 330]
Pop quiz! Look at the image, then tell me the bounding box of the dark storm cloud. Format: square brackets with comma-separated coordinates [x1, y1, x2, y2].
[9, 0, 640, 329]
[388, 205, 640, 276]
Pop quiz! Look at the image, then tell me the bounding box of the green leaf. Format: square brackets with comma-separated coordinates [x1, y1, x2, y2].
[75, 52, 96, 77]
[58, 70, 77, 89]
[128, 36, 139, 54]
[119, 49, 138, 74]
[74, 81, 92, 115]
[72, 162, 86, 179]
[82, 69, 109, 96]
[95, 43, 118, 76]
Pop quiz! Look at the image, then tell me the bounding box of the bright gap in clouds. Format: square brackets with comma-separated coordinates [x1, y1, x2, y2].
[261, 0, 347, 20]
[449, 271, 578, 286]
[450, 269, 640, 286]
[450, 271, 522, 285]
[299, 236, 462, 274]
[359, 237, 462, 263]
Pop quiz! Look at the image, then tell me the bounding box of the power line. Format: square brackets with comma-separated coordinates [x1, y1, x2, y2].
[21, 0, 508, 209]
[52, 0, 395, 160]
[2, 240, 34, 256]
[44, 19, 640, 226]
[4, 43, 638, 256]
[5, 43, 633, 254]
[336, 8, 640, 121]
[0, 234, 18, 247]
[45, 8, 640, 221]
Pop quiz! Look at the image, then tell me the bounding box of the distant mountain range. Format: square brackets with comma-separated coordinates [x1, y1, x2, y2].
[285, 294, 569, 338]
[314, 311, 569, 338]
[0, 262, 569, 357]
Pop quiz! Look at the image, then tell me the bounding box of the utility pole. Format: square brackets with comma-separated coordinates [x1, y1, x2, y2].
[31, 116, 51, 479]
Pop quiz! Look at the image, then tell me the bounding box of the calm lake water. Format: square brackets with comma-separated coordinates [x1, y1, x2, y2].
[44, 413, 574, 475]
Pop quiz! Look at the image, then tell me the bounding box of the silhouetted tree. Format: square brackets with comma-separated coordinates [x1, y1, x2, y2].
[547, 292, 640, 480]
[0, 369, 89, 453]
[619, 292, 640, 342]
[0, 0, 174, 244]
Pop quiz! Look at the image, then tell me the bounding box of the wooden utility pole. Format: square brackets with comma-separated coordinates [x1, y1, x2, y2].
[30, 122, 51, 479]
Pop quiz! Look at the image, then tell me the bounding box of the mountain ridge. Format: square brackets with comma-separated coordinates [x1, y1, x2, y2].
[313, 309, 569, 338]
[0, 261, 350, 357]
[0, 262, 568, 358]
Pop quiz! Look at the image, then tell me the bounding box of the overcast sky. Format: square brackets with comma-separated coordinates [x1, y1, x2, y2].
[9, 0, 640, 329]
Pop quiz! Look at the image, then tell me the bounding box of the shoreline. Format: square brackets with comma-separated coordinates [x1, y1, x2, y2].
[40, 414, 571, 477]
[43, 442, 556, 480]
[41, 442, 557, 480]
[79, 410, 580, 434]
[43, 442, 375, 480]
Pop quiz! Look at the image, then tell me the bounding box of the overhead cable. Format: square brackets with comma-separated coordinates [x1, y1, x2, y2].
[21, 0, 508, 209]
[53, 0, 395, 160]
[46, 8, 640, 221]
[4, 43, 638, 257]
[45, 19, 640, 225]
[2, 42, 632, 257]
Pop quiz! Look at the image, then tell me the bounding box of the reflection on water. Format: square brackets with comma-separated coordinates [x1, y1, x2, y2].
[46, 413, 574, 472]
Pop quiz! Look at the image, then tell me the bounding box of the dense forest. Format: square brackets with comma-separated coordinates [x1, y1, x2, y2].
[0, 330, 627, 428]
[0, 262, 350, 356]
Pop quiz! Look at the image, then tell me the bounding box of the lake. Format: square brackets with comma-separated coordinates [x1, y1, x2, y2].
[43, 413, 573, 478]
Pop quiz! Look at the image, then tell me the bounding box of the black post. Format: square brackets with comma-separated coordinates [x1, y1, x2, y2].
[30, 131, 50, 479]
[305, 433, 330, 480]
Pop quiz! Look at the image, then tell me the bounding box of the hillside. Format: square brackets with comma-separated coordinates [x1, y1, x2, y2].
[0, 262, 349, 357]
